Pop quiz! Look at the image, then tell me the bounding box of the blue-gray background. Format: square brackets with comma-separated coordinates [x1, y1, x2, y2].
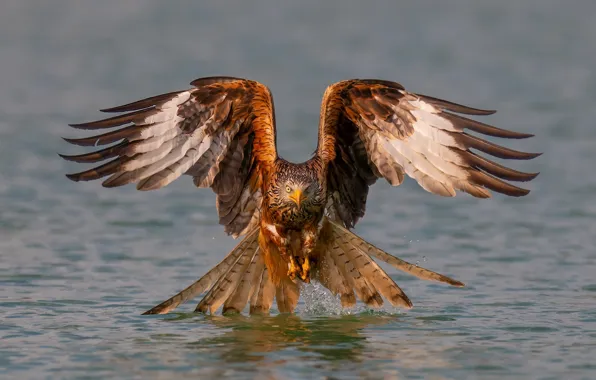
[1, 1, 595, 379]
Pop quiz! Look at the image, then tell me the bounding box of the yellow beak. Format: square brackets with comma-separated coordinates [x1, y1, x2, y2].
[289, 189, 304, 208]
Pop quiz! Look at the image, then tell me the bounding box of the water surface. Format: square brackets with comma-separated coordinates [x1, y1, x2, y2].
[1, 1, 595, 379]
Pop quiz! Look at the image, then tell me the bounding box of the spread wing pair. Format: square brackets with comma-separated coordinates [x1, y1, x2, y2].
[62, 76, 539, 234]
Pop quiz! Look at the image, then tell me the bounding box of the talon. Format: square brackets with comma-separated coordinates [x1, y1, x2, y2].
[300, 256, 311, 283]
[287, 255, 299, 279]
[300, 272, 310, 283]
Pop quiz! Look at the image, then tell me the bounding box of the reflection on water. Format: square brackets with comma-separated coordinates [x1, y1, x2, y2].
[128, 311, 460, 379]
[179, 314, 378, 363]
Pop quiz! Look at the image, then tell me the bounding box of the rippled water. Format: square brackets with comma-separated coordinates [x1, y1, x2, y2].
[1, 1, 596, 379]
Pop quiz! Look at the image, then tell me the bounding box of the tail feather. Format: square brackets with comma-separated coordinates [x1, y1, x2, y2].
[275, 277, 300, 313]
[333, 227, 412, 308]
[249, 266, 276, 314]
[327, 240, 383, 307]
[195, 233, 260, 314]
[319, 217, 463, 309]
[142, 217, 464, 316]
[142, 228, 259, 315]
[318, 248, 356, 307]
[330, 219, 465, 287]
[222, 247, 263, 314]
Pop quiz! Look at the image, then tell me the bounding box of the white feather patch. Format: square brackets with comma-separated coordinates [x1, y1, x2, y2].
[121, 137, 180, 171]
[128, 128, 180, 155]
[130, 127, 208, 182]
[406, 97, 439, 113]
[158, 91, 192, 111]
[410, 109, 456, 132]
[407, 132, 466, 167]
[383, 138, 456, 196]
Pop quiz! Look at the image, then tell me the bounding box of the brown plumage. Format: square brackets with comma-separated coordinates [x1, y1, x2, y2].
[61, 77, 540, 315]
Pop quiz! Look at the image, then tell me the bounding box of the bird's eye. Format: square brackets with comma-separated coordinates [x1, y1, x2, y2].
[285, 185, 291, 193]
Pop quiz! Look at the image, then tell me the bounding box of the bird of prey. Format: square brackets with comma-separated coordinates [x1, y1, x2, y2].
[61, 77, 539, 315]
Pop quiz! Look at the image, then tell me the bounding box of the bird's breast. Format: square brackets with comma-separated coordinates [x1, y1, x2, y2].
[270, 204, 322, 230]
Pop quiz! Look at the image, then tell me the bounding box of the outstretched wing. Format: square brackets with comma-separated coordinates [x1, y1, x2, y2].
[317, 79, 540, 228]
[61, 77, 277, 237]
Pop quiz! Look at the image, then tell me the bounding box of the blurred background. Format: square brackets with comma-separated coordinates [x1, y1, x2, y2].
[1, 1, 595, 379]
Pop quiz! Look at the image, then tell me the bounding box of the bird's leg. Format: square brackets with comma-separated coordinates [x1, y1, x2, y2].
[263, 223, 300, 280]
[274, 236, 299, 280]
[300, 256, 311, 283]
[298, 226, 318, 283]
[287, 254, 299, 281]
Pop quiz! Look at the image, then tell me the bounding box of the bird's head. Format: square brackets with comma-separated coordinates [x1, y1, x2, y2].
[281, 179, 315, 209]
[274, 177, 322, 211]
[268, 160, 325, 213]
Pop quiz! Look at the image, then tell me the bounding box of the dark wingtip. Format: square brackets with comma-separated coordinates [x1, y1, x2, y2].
[524, 171, 541, 181]
[62, 136, 92, 147]
[62, 136, 94, 147]
[520, 152, 543, 160]
[190, 76, 246, 87]
[68, 121, 106, 129]
[59, 152, 93, 163]
[65, 173, 80, 182]
[101, 180, 122, 189]
[58, 153, 75, 162]
[514, 188, 531, 197]
[417, 94, 497, 115]
[358, 79, 406, 90]
[67, 122, 98, 129]
[99, 107, 118, 113]
[99, 106, 130, 113]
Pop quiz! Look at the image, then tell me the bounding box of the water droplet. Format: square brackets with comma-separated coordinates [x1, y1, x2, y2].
[415, 260, 420, 267]
[423, 255, 427, 262]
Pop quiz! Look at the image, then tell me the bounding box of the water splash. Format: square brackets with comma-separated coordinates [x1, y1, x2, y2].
[300, 281, 344, 315]
[298, 281, 406, 317]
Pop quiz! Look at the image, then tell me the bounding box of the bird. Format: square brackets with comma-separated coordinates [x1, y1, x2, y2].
[61, 76, 540, 315]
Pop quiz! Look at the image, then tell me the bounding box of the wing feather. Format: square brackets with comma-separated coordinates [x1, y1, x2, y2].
[317, 79, 540, 228]
[62, 77, 277, 237]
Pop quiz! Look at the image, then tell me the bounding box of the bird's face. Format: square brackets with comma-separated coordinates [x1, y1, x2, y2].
[280, 179, 321, 210]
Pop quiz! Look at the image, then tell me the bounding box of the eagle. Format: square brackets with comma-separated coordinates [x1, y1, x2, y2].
[61, 77, 540, 315]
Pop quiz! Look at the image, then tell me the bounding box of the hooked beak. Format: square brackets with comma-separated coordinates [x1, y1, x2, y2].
[289, 189, 304, 208]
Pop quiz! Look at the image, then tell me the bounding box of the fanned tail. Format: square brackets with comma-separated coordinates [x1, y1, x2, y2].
[249, 266, 276, 314]
[326, 238, 384, 307]
[317, 246, 357, 307]
[143, 217, 464, 315]
[315, 217, 464, 309]
[221, 247, 263, 314]
[331, 226, 412, 308]
[275, 276, 300, 313]
[329, 219, 465, 287]
[194, 231, 261, 314]
[142, 228, 262, 315]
